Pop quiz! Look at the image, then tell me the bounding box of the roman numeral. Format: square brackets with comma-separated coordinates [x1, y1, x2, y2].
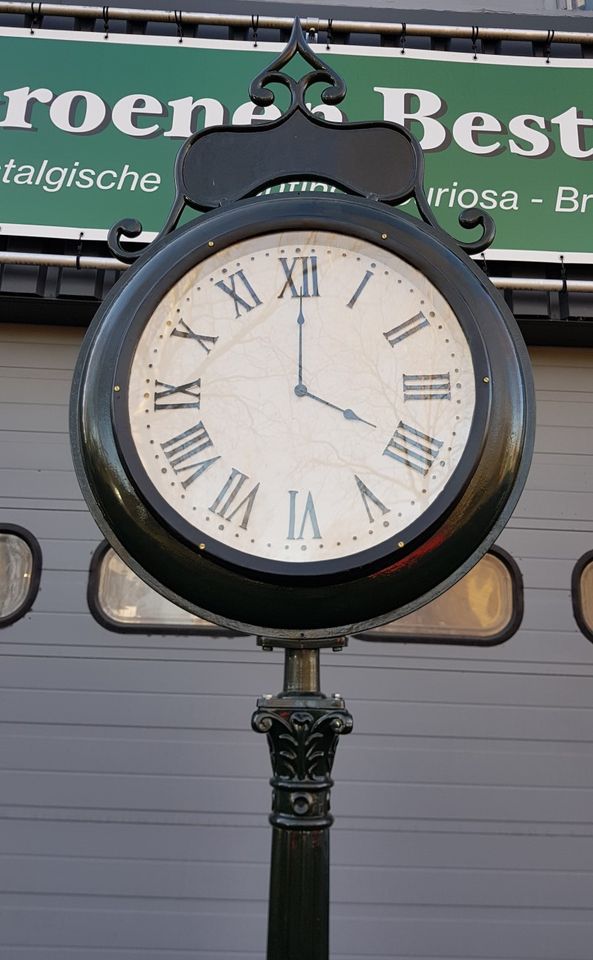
[347, 270, 374, 309]
[161, 422, 219, 489]
[287, 490, 322, 540]
[216, 270, 262, 318]
[210, 468, 260, 529]
[383, 421, 443, 476]
[154, 378, 201, 410]
[384, 311, 429, 347]
[278, 256, 320, 298]
[354, 475, 390, 524]
[403, 373, 451, 401]
[171, 320, 219, 355]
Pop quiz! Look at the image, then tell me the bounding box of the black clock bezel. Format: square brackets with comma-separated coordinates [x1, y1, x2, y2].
[71, 194, 534, 640]
[111, 216, 489, 582]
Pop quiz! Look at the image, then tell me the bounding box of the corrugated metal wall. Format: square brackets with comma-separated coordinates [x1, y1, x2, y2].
[0, 323, 592, 959]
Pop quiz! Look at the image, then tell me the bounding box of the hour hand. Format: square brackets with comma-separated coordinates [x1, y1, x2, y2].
[294, 384, 376, 428]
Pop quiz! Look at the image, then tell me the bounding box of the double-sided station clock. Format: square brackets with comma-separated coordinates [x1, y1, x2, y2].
[71, 27, 534, 642]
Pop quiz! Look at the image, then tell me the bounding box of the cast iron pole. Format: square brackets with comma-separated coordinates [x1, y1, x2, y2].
[252, 642, 353, 960]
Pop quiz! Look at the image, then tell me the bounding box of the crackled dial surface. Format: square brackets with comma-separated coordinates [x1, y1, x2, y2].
[125, 230, 477, 566]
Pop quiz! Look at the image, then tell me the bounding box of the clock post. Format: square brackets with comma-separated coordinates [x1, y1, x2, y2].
[252, 639, 353, 960]
[71, 18, 534, 960]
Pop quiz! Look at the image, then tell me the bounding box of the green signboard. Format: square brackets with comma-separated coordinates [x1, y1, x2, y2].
[2, 26, 593, 262]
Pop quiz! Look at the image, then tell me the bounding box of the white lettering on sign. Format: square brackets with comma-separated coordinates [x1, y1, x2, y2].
[374, 87, 447, 151]
[374, 86, 593, 161]
[555, 185, 593, 213]
[0, 158, 161, 193]
[2, 78, 593, 163]
[112, 95, 165, 138]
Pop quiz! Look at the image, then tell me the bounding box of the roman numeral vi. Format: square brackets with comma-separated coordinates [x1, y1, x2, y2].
[287, 490, 322, 540]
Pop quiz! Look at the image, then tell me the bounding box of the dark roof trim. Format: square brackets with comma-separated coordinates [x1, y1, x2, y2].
[1, 2, 593, 45]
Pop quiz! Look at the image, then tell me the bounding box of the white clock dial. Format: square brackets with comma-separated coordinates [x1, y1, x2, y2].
[126, 230, 476, 564]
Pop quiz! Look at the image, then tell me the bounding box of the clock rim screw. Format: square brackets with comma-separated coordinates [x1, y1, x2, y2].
[483, 376, 490, 383]
[208, 240, 215, 247]
[398, 540, 405, 548]
[198, 543, 206, 550]
[113, 385, 120, 392]
[381, 233, 388, 239]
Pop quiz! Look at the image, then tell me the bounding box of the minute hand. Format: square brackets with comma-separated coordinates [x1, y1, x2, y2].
[299, 386, 376, 428]
[297, 292, 305, 386]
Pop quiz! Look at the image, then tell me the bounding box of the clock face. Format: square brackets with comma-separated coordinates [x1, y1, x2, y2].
[122, 229, 477, 568]
[74, 195, 532, 637]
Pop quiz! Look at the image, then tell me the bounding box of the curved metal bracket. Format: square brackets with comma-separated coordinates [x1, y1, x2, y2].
[109, 17, 495, 263]
[249, 16, 346, 112]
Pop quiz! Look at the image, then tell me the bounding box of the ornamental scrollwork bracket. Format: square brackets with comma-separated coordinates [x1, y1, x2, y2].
[109, 17, 494, 264]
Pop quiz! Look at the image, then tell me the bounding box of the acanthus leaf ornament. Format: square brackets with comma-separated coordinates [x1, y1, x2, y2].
[252, 700, 353, 828]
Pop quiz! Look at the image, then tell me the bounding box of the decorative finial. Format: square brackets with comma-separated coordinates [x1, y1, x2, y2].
[249, 18, 346, 113]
